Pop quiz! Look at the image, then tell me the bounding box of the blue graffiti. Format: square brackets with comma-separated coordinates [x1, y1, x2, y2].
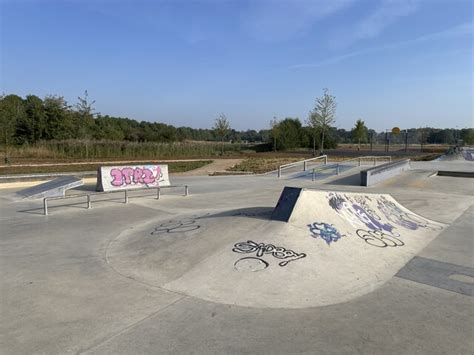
[307, 222, 345, 245]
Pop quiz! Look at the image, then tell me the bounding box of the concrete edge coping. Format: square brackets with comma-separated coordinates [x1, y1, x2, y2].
[361, 159, 410, 176]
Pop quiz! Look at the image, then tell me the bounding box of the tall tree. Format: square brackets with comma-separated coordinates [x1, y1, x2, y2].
[24, 95, 46, 143]
[75, 90, 97, 140]
[43, 95, 74, 140]
[307, 88, 336, 154]
[0, 94, 25, 162]
[277, 118, 303, 151]
[352, 119, 367, 150]
[213, 113, 231, 155]
[269, 117, 280, 151]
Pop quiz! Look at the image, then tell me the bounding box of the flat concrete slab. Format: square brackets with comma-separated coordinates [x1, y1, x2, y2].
[0, 160, 473, 354]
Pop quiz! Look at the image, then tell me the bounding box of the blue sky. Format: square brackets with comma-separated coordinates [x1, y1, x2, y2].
[1, 0, 472, 131]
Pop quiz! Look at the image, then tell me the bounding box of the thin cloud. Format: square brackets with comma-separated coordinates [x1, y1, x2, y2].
[290, 22, 473, 69]
[353, 0, 419, 40]
[240, 0, 355, 42]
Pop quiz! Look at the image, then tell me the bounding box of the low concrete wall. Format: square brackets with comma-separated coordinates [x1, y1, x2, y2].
[360, 159, 410, 186]
[96, 164, 170, 192]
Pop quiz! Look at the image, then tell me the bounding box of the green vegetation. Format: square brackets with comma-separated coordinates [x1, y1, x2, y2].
[0, 160, 212, 175]
[1, 92, 472, 165]
[352, 119, 368, 150]
[229, 157, 303, 174]
[307, 88, 337, 155]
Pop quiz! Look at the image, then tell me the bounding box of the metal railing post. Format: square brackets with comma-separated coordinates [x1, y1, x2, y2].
[157, 187, 161, 200]
[358, 157, 361, 166]
[184, 185, 189, 196]
[277, 166, 281, 178]
[43, 198, 48, 216]
[87, 195, 91, 209]
[336, 164, 340, 175]
[324, 156, 328, 164]
[303, 161, 307, 171]
[124, 190, 128, 204]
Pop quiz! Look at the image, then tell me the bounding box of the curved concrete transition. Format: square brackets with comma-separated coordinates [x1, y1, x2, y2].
[106, 190, 446, 309]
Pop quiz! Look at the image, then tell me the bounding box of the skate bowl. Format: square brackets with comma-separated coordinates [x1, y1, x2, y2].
[106, 187, 445, 309]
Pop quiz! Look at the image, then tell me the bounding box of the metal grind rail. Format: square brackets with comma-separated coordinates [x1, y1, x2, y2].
[310, 156, 392, 181]
[277, 155, 328, 178]
[42, 185, 189, 216]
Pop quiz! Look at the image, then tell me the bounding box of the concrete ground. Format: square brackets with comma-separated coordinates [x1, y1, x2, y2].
[1, 161, 473, 354]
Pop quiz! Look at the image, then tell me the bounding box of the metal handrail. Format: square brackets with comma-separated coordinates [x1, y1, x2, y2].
[43, 185, 189, 216]
[277, 155, 327, 178]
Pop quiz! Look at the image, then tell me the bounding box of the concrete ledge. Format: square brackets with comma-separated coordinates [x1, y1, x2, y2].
[361, 159, 410, 186]
[436, 171, 474, 178]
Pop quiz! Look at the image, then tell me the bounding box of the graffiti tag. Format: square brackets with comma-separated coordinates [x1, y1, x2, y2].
[150, 214, 210, 235]
[111, 166, 162, 187]
[232, 240, 306, 267]
[356, 229, 404, 248]
[307, 222, 345, 245]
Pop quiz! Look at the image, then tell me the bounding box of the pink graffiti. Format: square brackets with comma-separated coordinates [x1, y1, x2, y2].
[110, 166, 161, 187]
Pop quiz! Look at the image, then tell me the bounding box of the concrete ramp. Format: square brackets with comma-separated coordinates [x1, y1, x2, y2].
[106, 188, 446, 309]
[17, 176, 83, 199]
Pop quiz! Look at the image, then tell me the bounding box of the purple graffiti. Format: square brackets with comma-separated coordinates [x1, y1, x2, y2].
[376, 196, 441, 231]
[110, 166, 162, 187]
[352, 204, 394, 233]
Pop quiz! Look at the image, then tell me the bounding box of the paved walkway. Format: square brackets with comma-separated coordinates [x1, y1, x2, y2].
[174, 159, 243, 176]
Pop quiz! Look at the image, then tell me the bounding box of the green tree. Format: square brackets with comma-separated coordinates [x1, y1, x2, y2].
[75, 90, 97, 140]
[24, 95, 46, 143]
[308, 88, 337, 155]
[352, 119, 368, 150]
[269, 117, 280, 151]
[460, 128, 474, 145]
[0, 94, 26, 161]
[43, 96, 74, 140]
[277, 118, 303, 150]
[213, 113, 231, 155]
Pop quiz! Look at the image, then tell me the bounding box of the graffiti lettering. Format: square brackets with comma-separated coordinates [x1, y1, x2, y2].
[232, 240, 306, 267]
[356, 229, 404, 248]
[308, 222, 345, 245]
[150, 214, 210, 235]
[327, 192, 394, 233]
[376, 196, 442, 231]
[111, 166, 162, 187]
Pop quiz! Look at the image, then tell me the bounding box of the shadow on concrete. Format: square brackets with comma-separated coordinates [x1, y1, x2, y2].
[17, 197, 127, 215]
[325, 172, 361, 186]
[74, 184, 97, 192]
[17, 201, 90, 215]
[204, 207, 274, 221]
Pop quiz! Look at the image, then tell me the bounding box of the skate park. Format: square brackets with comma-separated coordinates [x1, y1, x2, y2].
[1, 153, 473, 354]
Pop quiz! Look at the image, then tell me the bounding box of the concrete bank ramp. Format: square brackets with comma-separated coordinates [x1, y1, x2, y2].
[107, 189, 446, 309]
[16, 176, 83, 199]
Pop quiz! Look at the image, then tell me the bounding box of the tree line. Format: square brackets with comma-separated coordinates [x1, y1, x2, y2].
[1, 91, 472, 152]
